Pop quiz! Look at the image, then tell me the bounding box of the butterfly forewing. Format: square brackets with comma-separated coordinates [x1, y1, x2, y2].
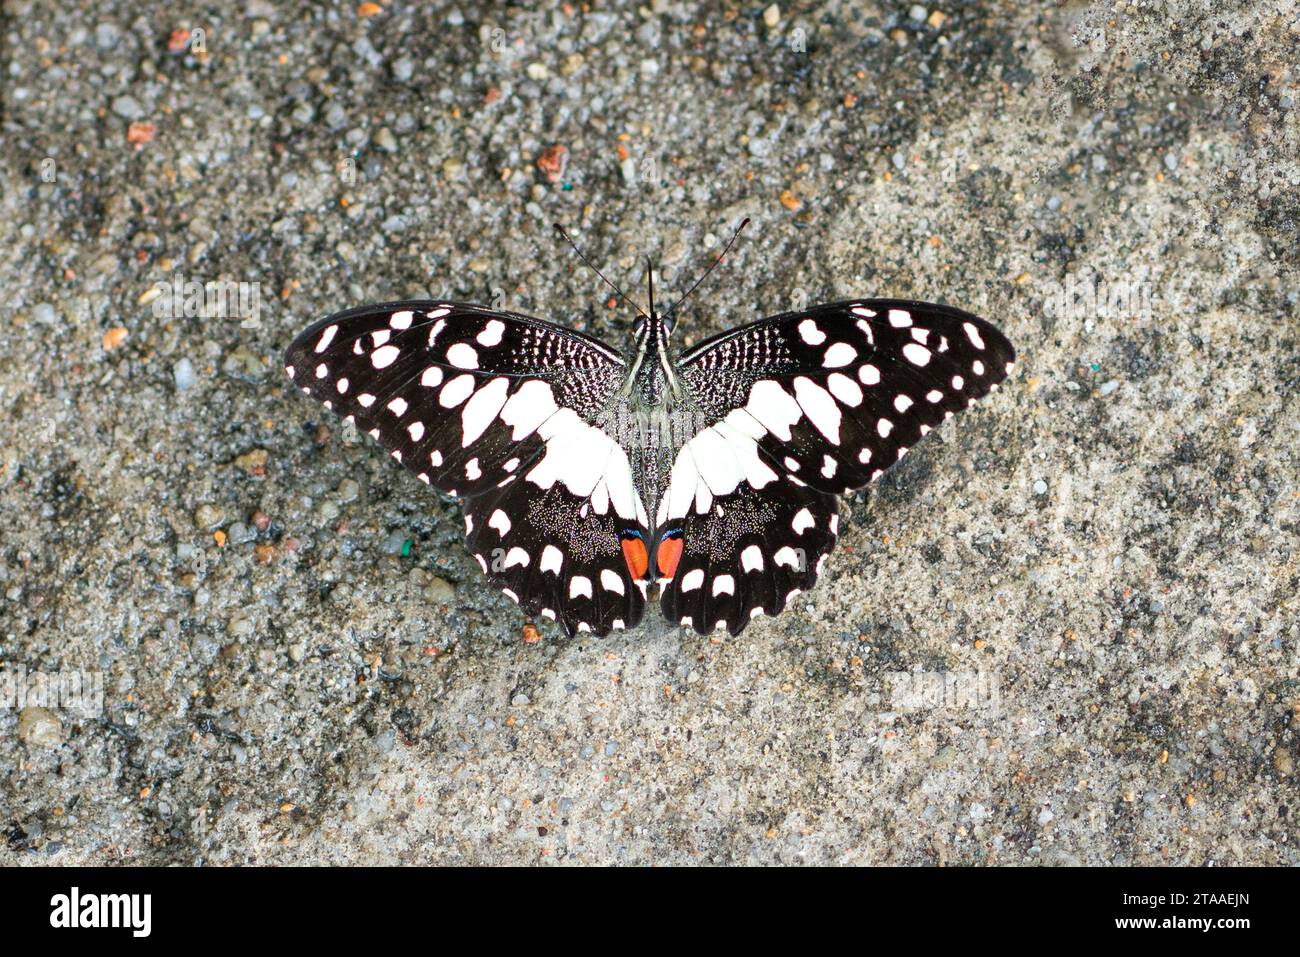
[285, 301, 649, 637]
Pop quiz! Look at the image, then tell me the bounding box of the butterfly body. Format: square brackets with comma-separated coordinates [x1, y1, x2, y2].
[286, 293, 1014, 638]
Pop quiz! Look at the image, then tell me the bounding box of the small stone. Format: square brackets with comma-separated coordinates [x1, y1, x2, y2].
[909, 5, 928, 22]
[227, 522, 256, 545]
[763, 3, 781, 28]
[18, 707, 62, 748]
[970, 802, 988, 822]
[1037, 808, 1054, 825]
[525, 62, 550, 81]
[112, 95, 145, 120]
[374, 127, 398, 152]
[324, 102, 347, 130]
[1275, 747, 1294, 777]
[194, 504, 226, 530]
[1033, 479, 1048, 496]
[425, 577, 455, 603]
[173, 357, 196, 390]
[391, 56, 414, 82]
[234, 448, 269, 474]
[1099, 379, 1119, 396]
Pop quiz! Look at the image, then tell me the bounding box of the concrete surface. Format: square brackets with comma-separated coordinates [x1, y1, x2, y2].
[1, 0, 1297, 864]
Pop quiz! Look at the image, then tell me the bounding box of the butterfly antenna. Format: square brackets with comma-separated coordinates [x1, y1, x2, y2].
[666, 217, 750, 317]
[553, 223, 649, 320]
[646, 257, 656, 319]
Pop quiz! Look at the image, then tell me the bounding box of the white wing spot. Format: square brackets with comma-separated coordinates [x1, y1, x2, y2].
[823, 342, 857, 368]
[827, 372, 863, 407]
[600, 569, 625, 595]
[314, 325, 338, 353]
[503, 547, 529, 569]
[902, 342, 932, 367]
[888, 309, 912, 328]
[859, 364, 881, 386]
[430, 450, 443, 467]
[488, 509, 511, 536]
[963, 321, 986, 349]
[371, 345, 400, 369]
[741, 545, 764, 572]
[460, 376, 510, 447]
[446, 343, 479, 369]
[336, 377, 349, 394]
[315, 363, 328, 379]
[745, 380, 803, 441]
[858, 447, 872, 464]
[821, 454, 838, 478]
[407, 421, 425, 441]
[421, 366, 443, 388]
[894, 394, 914, 413]
[878, 418, 893, 438]
[387, 397, 408, 416]
[798, 319, 826, 345]
[926, 389, 944, 403]
[389, 310, 414, 330]
[792, 507, 815, 534]
[540, 545, 563, 574]
[569, 575, 593, 599]
[358, 393, 376, 407]
[427, 318, 447, 346]
[712, 575, 735, 596]
[972, 359, 985, 376]
[774, 547, 800, 569]
[681, 568, 705, 592]
[951, 375, 965, 390]
[792, 376, 842, 445]
[476, 320, 505, 347]
[465, 458, 481, 480]
[439, 373, 476, 408]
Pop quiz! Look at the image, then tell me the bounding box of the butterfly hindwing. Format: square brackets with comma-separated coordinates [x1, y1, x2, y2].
[658, 478, 839, 636]
[285, 301, 648, 636]
[463, 478, 647, 636]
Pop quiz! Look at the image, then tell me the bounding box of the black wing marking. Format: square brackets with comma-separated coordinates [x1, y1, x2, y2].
[285, 301, 648, 637]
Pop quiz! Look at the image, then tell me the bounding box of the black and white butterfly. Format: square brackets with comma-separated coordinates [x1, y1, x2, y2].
[284, 234, 1014, 638]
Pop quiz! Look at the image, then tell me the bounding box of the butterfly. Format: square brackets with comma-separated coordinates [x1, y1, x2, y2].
[284, 225, 1015, 638]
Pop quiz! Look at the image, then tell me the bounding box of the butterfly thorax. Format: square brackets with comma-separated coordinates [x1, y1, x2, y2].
[593, 314, 698, 545]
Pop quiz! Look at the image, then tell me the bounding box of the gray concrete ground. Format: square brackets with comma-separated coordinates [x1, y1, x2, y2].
[1, 0, 1297, 864]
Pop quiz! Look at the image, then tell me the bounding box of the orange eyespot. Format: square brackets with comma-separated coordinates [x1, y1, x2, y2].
[621, 535, 649, 580]
[655, 533, 683, 581]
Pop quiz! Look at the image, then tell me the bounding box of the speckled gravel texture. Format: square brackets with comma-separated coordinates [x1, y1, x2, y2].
[2, 0, 1297, 865]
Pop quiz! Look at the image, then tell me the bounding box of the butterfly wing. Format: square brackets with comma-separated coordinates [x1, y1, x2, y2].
[285, 301, 649, 637]
[661, 299, 1015, 634]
